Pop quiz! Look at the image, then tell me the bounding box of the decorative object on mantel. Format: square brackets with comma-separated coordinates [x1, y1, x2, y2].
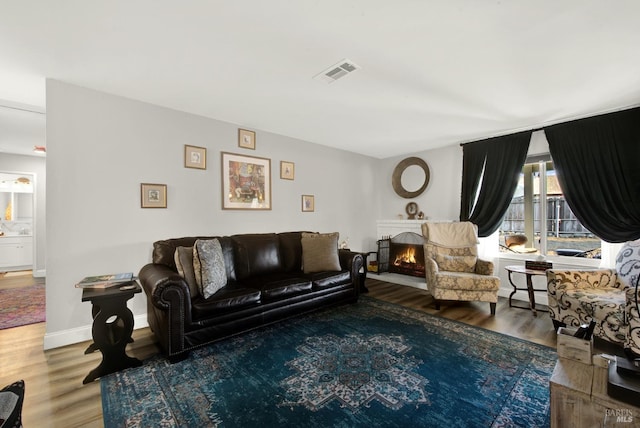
[238, 128, 256, 150]
[339, 237, 349, 249]
[391, 156, 430, 198]
[405, 202, 418, 219]
[417, 211, 425, 220]
[140, 183, 167, 208]
[184, 145, 207, 169]
[280, 161, 295, 180]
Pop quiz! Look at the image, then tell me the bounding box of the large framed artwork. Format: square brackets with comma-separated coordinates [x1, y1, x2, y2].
[221, 152, 271, 210]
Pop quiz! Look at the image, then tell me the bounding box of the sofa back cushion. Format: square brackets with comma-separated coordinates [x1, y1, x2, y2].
[153, 236, 209, 269]
[278, 232, 307, 272]
[232, 233, 282, 280]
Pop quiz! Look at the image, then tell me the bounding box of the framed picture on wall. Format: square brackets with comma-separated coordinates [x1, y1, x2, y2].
[302, 195, 314, 212]
[184, 145, 207, 169]
[221, 152, 271, 210]
[238, 129, 256, 150]
[141, 183, 167, 208]
[280, 161, 295, 180]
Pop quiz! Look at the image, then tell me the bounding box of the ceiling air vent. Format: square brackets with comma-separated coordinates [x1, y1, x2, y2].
[314, 59, 360, 83]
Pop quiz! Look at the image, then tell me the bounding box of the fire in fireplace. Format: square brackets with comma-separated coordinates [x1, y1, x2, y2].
[389, 242, 425, 277]
[377, 232, 426, 278]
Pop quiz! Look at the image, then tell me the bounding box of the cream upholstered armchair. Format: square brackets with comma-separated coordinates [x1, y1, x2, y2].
[422, 222, 500, 315]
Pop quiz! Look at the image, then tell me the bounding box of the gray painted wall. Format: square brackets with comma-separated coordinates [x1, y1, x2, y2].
[44, 80, 382, 348]
[376, 145, 462, 223]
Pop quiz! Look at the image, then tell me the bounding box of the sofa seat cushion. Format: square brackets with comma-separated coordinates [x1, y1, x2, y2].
[309, 270, 351, 290]
[433, 272, 500, 291]
[563, 288, 625, 322]
[260, 277, 313, 301]
[191, 286, 261, 320]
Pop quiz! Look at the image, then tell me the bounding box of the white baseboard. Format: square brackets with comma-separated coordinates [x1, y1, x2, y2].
[33, 268, 46, 278]
[43, 314, 149, 350]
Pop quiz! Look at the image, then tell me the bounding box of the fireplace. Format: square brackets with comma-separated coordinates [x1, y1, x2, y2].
[377, 232, 425, 278]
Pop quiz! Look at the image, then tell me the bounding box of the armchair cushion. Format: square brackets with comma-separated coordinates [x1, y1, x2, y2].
[435, 272, 501, 292]
[434, 253, 477, 273]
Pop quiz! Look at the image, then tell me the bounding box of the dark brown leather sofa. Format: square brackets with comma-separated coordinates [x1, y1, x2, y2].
[138, 232, 363, 361]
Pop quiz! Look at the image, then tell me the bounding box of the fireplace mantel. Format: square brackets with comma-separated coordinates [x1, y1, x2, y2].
[376, 220, 424, 239]
[377, 219, 453, 239]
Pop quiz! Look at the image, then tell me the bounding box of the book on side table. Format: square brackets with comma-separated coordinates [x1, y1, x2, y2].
[75, 272, 135, 289]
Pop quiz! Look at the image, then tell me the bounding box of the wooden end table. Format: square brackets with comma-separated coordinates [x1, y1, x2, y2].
[81, 282, 142, 383]
[504, 265, 549, 317]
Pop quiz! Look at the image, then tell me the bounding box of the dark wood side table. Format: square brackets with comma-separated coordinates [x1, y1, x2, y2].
[81, 282, 142, 383]
[504, 265, 549, 317]
[344, 250, 376, 293]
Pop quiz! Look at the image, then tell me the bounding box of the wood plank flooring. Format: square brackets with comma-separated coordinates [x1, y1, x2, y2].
[0, 276, 558, 427]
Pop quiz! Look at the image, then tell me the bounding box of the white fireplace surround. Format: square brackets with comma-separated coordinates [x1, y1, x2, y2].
[371, 220, 450, 288]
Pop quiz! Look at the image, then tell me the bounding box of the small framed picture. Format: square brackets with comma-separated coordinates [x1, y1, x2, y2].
[280, 161, 295, 180]
[184, 145, 206, 169]
[302, 195, 314, 212]
[238, 129, 256, 150]
[141, 183, 167, 208]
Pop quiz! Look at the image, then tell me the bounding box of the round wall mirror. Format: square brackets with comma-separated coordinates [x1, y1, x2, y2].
[392, 157, 430, 198]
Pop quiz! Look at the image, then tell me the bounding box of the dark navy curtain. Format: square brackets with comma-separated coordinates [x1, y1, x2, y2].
[545, 107, 640, 242]
[460, 131, 531, 237]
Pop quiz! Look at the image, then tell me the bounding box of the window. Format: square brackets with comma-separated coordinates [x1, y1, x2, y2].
[499, 158, 601, 258]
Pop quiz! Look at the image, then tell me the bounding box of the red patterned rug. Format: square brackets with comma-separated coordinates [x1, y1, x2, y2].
[0, 284, 46, 329]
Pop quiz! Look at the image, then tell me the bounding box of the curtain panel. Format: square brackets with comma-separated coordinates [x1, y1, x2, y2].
[460, 131, 531, 237]
[545, 107, 640, 243]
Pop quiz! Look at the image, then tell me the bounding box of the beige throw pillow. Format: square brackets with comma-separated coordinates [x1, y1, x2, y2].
[174, 246, 200, 298]
[193, 239, 227, 299]
[301, 232, 341, 274]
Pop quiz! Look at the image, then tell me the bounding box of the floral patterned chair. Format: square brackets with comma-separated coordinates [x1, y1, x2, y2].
[547, 238, 640, 355]
[422, 222, 500, 315]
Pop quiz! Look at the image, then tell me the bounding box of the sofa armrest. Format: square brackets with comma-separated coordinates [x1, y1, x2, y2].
[139, 263, 193, 324]
[475, 259, 494, 276]
[338, 250, 364, 289]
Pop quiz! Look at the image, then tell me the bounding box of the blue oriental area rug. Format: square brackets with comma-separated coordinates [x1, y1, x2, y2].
[101, 297, 555, 427]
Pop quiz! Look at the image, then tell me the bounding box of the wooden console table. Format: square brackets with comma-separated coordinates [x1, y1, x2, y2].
[81, 283, 142, 383]
[550, 357, 640, 427]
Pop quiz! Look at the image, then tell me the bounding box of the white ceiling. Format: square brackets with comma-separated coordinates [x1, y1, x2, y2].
[1, 1, 639, 159]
